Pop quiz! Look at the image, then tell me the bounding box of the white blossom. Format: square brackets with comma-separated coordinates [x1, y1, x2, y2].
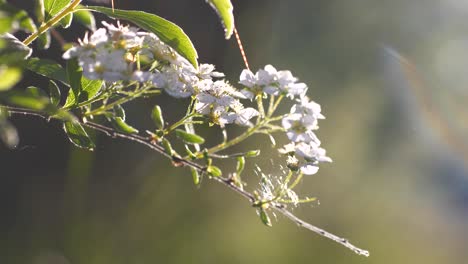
[238, 64, 308, 99]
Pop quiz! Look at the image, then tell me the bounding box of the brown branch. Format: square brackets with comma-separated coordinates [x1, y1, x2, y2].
[2, 105, 369, 257]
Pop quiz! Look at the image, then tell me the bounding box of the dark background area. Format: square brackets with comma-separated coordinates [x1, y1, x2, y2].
[2, 0, 468, 263]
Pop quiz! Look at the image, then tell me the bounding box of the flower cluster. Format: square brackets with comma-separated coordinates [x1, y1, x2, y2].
[63, 22, 258, 127]
[279, 97, 332, 175]
[239, 65, 308, 99]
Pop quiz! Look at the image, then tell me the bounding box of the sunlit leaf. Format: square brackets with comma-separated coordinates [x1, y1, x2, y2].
[0, 34, 32, 64]
[88, 6, 199, 68]
[59, 13, 73, 28]
[63, 121, 96, 150]
[0, 66, 21, 91]
[35, 0, 45, 23]
[206, 0, 234, 39]
[44, 0, 71, 21]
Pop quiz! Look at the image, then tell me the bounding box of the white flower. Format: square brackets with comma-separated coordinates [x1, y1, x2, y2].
[291, 96, 325, 120]
[239, 69, 257, 88]
[238, 65, 307, 99]
[282, 113, 320, 143]
[233, 107, 259, 127]
[197, 64, 225, 79]
[295, 142, 332, 163]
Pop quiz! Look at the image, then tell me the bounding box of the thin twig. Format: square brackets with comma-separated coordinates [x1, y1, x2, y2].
[2, 105, 369, 256]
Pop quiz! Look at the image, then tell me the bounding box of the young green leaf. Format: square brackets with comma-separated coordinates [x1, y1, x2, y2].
[206, 0, 234, 39]
[88, 6, 199, 68]
[111, 117, 139, 134]
[175, 129, 205, 144]
[47, 80, 61, 106]
[63, 121, 96, 150]
[43, 0, 71, 21]
[25, 57, 69, 85]
[64, 59, 102, 107]
[151, 105, 164, 129]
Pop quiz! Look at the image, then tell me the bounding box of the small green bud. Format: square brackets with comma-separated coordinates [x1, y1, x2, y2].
[175, 129, 205, 144]
[259, 209, 272, 227]
[151, 105, 164, 129]
[245, 150, 260, 157]
[111, 117, 139, 134]
[191, 167, 200, 186]
[162, 138, 174, 156]
[207, 165, 222, 177]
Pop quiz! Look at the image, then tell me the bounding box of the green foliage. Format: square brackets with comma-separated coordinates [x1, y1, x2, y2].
[64, 59, 103, 107]
[25, 57, 69, 85]
[0, 2, 37, 34]
[43, 0, 70, 21]
[206, 0, 234, 39]
[88, 6, 199, 69]
[63, 121, 96, 150]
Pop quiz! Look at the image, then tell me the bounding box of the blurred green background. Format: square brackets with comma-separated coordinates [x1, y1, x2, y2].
[2, 0, 468, 263]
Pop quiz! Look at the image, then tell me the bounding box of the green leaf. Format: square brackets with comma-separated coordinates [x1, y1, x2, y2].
[67, 58, 81, 98]
[207, 165, 222, 177]
[206, 0, 234, 39]
[151, 105, 164, 129]
[1, 89, 49, 110]
[259, 209, 272, 227]
[37, 30, 51, 49]
[79, 77, 102, 102]
[175, 129, 205, 144]
[63, 121, 95, 150]
[44, 0, 71, 21]
[73, 7, 95, 30]
[88, 6, 199, 69]
[25, 57, 69, 85]
[0, 34, 32, 64]
[47, 80, 61, 106]
[0, 66, 21, 91]
[111, 117, 139, 134]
